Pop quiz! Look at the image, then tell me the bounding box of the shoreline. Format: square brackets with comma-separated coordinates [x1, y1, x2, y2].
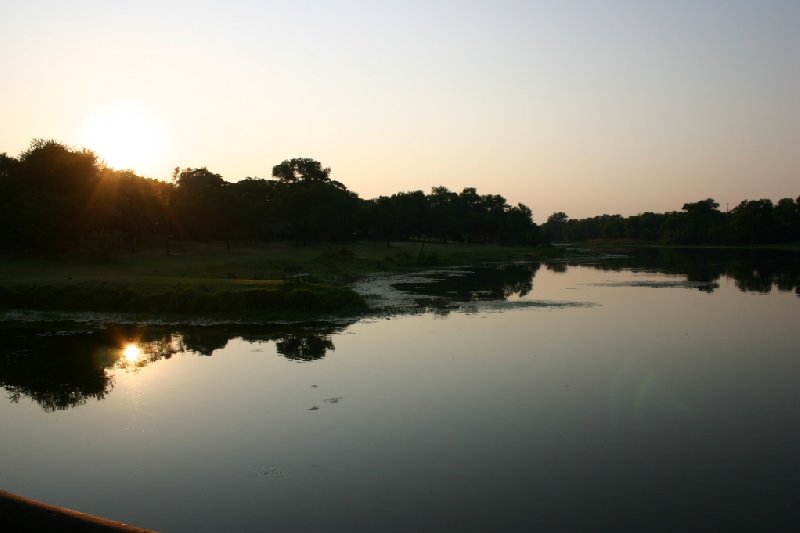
[0, 241, 565, 323]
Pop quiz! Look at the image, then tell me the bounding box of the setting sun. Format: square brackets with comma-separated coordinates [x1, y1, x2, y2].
[81, 103, 168, 175]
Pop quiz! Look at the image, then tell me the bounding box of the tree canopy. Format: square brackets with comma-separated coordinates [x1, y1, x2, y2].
[3, 139, 795, 254]
[0, 140, 543, 254]
[542, 196, 800, 245]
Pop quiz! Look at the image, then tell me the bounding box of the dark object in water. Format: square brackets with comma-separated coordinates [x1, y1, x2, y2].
[0, 489, 158, 532]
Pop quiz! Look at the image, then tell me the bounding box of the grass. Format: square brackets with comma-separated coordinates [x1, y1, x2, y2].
[0, 240, 563, 319]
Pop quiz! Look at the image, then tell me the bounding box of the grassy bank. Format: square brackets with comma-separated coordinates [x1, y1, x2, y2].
[0, 279, 367, 318]
[0, 240, 562, 319]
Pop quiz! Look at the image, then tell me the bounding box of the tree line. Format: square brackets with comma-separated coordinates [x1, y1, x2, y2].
[2, 139, 797, 254]
[542, 197, 800, 245]
[0, 140, 541, 254]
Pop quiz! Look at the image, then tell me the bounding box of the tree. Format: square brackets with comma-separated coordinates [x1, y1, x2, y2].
[391, 190, 429, 241]
[15, 139, 103, 251]
[428, 186, 458, 242]
[0, 152, 19, 179]
[501, 203, 539, 244]
[0, 153, 21, 248]
[661, 198, 728, 244]
[625, 212, 667, 241]
[272, 158, 332, 185]
[173, 167, 229, 241]
[732, 199, 776, 245]
[543, 212, 569, 242]
[481, 193, 508, 243]
[228, 178, 278, 241]
[106, 170, 172, 251]
[177, 167, 225, 190]
[269, 159, 358, 242]
[774, 197, 800, 242]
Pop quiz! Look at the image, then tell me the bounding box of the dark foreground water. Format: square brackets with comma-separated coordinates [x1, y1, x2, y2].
[2, 248, 799, 532]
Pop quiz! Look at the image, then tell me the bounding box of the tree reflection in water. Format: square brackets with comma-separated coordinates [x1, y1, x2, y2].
[274, 332, 335, 361]
[551, 247, 800, 295]
[392, 263, 541, 315]
[0, 322, 347, 412]
[3, 248, 797, 411]
[0, 330, 114, 411]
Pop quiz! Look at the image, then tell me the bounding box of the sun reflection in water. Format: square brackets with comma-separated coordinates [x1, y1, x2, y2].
[123, 343, 141, 363]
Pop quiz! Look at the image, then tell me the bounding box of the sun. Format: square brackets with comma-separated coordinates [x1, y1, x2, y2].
[82, 103, 168, 175]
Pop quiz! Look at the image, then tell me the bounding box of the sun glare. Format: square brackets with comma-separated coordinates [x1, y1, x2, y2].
[82, 103, 168, 175]
[123, 343, 142, 363]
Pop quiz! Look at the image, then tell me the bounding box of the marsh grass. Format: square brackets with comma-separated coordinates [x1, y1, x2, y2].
[0, 240, 561, 317]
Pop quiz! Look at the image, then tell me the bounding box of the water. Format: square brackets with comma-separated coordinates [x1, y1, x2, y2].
[2, 248, 799, 532]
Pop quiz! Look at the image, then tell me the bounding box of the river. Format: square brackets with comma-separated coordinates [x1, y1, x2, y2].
[1, 248, 798, 532]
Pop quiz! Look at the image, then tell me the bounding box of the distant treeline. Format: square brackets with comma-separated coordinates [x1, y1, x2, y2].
[542, 197, 800, 245]
[2, 140, 797, 254]
[0, 140, 540, 254]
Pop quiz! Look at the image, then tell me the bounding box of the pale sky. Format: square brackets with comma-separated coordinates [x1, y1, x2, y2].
[2, 0, 798, 219]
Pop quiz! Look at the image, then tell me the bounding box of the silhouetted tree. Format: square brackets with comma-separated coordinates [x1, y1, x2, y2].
[270, 159, 358, 242]
[543, 212, 568, 242]
[661, 198, 729, 244]
[386, 190, 429, 243]
[272, 158, 333, 185]
[0, 153, 21, 248]
[428, 186, 459, 242]
[227, 178, 278, 241]
[732, 199, 776, 245]
[173, 167, 229, 241]
[773, 197, 800, 242]
[624, 212, 667, 241]
[8, 138, 793, 251]
[502, 203, 539, 244]
[15, 139, 103, 251]
[554, 196, 799, 246]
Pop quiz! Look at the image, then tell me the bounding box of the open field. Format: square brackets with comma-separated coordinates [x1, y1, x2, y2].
[0, 240, 562, 318]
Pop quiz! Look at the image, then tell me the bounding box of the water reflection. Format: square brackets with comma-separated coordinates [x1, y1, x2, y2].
[0, 322, 349, 411]
[389, 249, 799, 307]
[0, 328, 115, 411]
[122, 343, 141, 363]
[179, 329, 233, 356]
[3, 249, 799, 412]
[391, 263, 540, 314]
[389, 248, 799, 308]
[556, 246, 800, 295]
[274, 331, 335, 361]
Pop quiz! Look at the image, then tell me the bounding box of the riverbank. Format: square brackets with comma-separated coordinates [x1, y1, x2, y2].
[0, 241, 563, 320]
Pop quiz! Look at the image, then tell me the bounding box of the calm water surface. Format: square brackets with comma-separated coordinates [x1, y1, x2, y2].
[2, 249, 799, 532]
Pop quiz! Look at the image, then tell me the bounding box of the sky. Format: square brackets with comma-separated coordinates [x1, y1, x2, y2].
[2, 0, 798, 220]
